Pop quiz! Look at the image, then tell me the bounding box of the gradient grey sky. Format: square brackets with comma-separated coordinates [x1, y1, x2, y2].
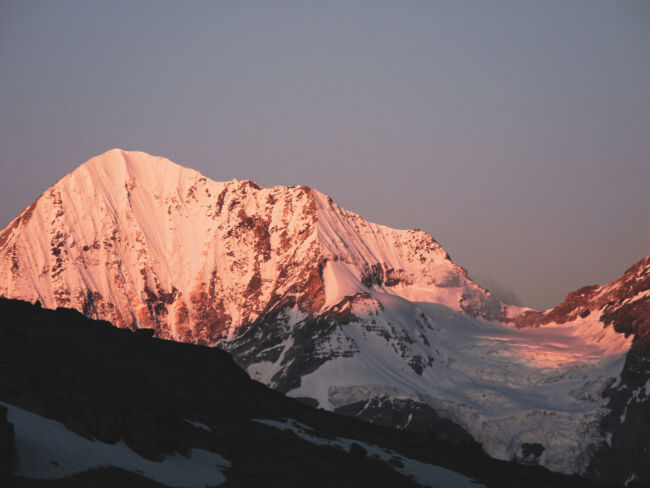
[1, 0, 648, 310]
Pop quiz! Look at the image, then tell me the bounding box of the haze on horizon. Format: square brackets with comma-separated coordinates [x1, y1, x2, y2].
[1, 0, 648, 311]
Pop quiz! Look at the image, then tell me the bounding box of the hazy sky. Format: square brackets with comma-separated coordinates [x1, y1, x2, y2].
[1, 1, 648, 310]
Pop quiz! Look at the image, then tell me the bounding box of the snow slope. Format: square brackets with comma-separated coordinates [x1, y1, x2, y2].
[253, 418, 484, 488]
[2, 401, 230, 487]
[283, 297, 630, 473]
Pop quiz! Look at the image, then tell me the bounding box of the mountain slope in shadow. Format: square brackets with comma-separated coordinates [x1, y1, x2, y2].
[0, 298, 608, 488]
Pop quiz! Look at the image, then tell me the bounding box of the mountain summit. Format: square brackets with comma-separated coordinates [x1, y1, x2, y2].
[0, 149, 647, 482]
[0, 148, 511, 341]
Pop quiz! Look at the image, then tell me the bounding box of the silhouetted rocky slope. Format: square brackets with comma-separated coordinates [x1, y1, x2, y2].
[0, 298, 608, 488]
[0, 405, 17, 483]
[584, 258, 650, 487]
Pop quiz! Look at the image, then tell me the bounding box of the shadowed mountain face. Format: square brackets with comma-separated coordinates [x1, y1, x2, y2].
[0, 298, 610, 488]
[0, 150, 648, 483]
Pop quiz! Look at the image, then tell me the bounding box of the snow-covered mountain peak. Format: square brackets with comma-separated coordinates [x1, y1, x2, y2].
[66, 148, 206, 192]
[2, 149, 645, 476]
[0, 149, 509, 344]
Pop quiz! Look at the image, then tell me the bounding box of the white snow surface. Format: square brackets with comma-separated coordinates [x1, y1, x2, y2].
[282, 291, 631, 474]
[253, 418, 484, 488]
[184, 418, 212, 432]
[2, 401, 230, 486]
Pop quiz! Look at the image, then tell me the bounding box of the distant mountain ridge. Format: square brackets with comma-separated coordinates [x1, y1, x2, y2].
[0, 149, 648, 485]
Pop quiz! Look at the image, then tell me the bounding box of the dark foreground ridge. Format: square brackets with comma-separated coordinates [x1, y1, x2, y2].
[0, 298, 611, 488]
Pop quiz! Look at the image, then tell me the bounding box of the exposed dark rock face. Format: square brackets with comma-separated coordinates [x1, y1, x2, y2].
[0, 404, 17, 482]
[269, 316, 355, 393]
[0, 298, 608, 488]
[518, 443, 546, 465]
[293, 397, 320, 408]
[10, 468, 169, 488]
[603, 296, 650, 341]
[579, 257, 650, 487]
[226, 299, 361, 393]
[460, 290, 507, 322]
[586, 342, 650, 487]
[334, 397, 476, 444]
